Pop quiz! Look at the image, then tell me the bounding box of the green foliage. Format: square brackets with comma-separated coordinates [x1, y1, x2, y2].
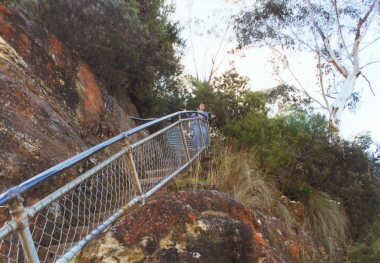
[150, 80, 190, 116]
[188, 68, 262, 128]
[4, 0, 183, 116]
[346, 216, 380, 262]
[185, 66, 378, 251]
[233, 0, 377, 51]
[0, 0, 13, 5]
[233, 0, 379, 130]
[224, 107, 380, 240]
[265, 84, 312, 114]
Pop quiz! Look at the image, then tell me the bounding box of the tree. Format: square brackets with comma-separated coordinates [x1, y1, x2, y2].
[234, 0, 379, 134]
[188, 67, 253, 128]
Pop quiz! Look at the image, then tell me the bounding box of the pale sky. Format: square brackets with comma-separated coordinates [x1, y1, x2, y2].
[169, 0, 380, 144]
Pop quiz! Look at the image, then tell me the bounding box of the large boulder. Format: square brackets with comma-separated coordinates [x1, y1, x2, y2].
[76, 191, 319, 263]
[0, 4, 142, 205]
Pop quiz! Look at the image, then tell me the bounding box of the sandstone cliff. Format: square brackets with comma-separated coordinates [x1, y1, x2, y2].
[76, 191, 320, 263]
[0, 5, 142, 205]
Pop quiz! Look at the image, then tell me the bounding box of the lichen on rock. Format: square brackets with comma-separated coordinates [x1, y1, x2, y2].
[76, 191, 318, 263]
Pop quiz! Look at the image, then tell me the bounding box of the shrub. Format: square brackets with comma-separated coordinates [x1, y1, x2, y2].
[187, 68, 260, 128]
[3, 0, 184, 116]
[224, 109, 380, 240]
[346, 216, 380, 262]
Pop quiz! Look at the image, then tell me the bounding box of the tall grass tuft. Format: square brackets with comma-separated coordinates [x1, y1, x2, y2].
[304, 191, 348, 261]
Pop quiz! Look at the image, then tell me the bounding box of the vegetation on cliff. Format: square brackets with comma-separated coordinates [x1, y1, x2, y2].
[173, 69, 380, 262]
[1, 0, 185, 116]
[0, 0, 378, 261]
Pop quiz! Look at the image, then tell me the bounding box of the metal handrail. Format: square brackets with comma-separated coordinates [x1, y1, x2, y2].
[129, 111, 209, 122]
[0, 110, 210, 263]
[0, 111, 206, 206]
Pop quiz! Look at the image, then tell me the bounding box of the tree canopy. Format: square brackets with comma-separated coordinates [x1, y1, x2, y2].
[234, 0, 379, 133]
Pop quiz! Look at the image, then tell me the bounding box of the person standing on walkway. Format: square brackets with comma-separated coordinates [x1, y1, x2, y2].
[192, 103, 209, 150]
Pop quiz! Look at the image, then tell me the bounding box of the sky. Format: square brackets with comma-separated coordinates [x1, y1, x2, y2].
[168, 0, 380, 144]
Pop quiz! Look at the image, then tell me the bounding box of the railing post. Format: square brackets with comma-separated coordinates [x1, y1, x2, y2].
[197, 112, 205, 149]
[8, 196, 40, 263]
[178, 114, 191, 161]
[125, 144, 144, 202]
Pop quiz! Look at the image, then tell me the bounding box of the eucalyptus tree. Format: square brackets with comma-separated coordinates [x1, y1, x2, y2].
[234, 0, 379, 133]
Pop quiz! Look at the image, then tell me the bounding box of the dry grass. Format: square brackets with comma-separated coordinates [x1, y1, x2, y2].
[173, 143, 297, 228]
[304, 191, 348, 261]
[171, 142, 349, 261]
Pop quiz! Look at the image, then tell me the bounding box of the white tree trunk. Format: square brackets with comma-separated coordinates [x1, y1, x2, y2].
[329, 72, 357, 132]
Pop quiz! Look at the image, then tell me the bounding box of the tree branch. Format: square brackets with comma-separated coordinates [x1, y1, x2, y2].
[317, 52, 329, 109]
[266, 38, 327, 110]
[332, 0, 353, 64]
[360, 60, 380, 70]
[330, 60, 348, 78]
[326, 94, 336, 99]
[322, 35, 351, 77]
[207, 22, 232, 83]
[289, 28, 317, 53]
[354, 0, 377, 42]
[360, 36, 380, 52]
[310, 25, 330, 108]
[361, 73, 376, 96]
[285, 55, 327, 110]
[306, 0, 348, 78]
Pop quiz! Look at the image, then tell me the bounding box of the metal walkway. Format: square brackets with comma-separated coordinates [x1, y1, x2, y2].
[0, 111, 210, 263]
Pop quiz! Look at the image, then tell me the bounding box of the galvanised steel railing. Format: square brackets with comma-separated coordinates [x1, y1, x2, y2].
[0, 111, 209, 263]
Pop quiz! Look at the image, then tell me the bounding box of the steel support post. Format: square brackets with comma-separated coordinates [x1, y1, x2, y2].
[126, 146, 143, 200]
[9, 197, 40, 263]
[178, 115, 191, 161]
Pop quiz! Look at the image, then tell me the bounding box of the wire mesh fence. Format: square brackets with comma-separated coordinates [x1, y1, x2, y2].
[0, 112, 209, 263]
[0, 231, 24, 263]
[30, 154, 134, 262]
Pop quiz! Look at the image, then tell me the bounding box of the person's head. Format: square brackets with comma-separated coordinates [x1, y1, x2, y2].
[199, 103, 205, 111]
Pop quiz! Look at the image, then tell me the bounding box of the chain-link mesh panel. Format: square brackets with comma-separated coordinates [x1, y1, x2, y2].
[0, 115, 210, 263]
[25, 153, 135, 263]
[181, 119, 199, 159]
[132, 124, 187, 193]
[0, 232, 25, 263]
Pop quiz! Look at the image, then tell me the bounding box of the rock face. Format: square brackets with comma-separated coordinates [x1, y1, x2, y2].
[0, 5, 142, 203]
[76, 191, 319, 263]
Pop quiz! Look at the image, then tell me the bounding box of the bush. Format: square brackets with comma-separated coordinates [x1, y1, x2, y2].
[188, 69, 266, 128]
[3, 0, 184, 116]
[224, 109, 380, 240]
[346, 216, 380, 262]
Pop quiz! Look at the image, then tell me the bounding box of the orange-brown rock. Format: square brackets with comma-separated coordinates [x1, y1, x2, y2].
[76, 191, 320, 263]
[0, 5, 142, 206]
